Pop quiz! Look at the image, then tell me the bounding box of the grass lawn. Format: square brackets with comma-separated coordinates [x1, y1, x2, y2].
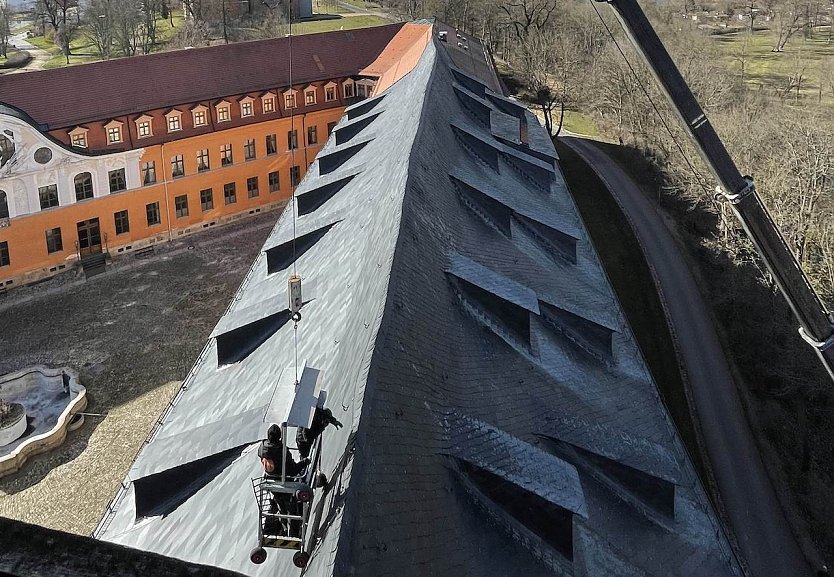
[292, 14, 388, 35]
[562, 110, 600, 137]
[712, 27, 834, 103]
[25, 35, 54, 50]
[156, 10, 187, 43]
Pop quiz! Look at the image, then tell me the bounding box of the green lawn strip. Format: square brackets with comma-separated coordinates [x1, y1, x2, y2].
[554, 139, 708, 485]
[156, 11, 187, 43]
[292, 15, 388, 35]
[25, 35, 57, 51]
[562, 110, 599, 138]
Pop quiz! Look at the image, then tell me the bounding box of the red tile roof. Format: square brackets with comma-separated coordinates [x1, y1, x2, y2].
[0, 23, 404, 129]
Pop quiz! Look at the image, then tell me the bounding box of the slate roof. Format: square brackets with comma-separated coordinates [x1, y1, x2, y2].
[97, 34, 742, 577]
[0, 24, 404, 129]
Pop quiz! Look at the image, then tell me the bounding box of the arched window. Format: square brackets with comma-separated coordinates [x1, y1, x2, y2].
[0, 134, 14, 168]
[0, 190, 8, 219]
[74, 172, 94, 201]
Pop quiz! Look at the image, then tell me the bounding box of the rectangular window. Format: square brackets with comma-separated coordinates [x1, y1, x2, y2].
[74, 173, 94, 201]
[247, 176, 259, 198]
[217, 106, 230, 122]
[114, 209, 130, 234]
[305, 90, 316, 105]
[138, 121, 152, 138]
[71, 133, 87, 148]
[241, 101, 253, 117]
[224, 182, 237, 205]
[39, 184, 59, 209]
[325, 86, 336, 102]
[146, 201, 161, 226]
[175, 194, 189, 218]
[287, 130, 298, 150]
[193, 110, 207, 126]
[107, 126, 122, 144]
[263, 97, 275, 113]
[307, 125, 318, 145]
[109, 168, 127, 193]
[167, 115, 181, 132]
[0, 241, 9, 267]
[327, 121, 337, 135]
[171, 155, 185, 178]
[284, 93, 296, 109]
[45, 227, 63, 254]
[197, 149, 210, 172]
[142, 161, 156, 185]
[344, 82, 354, 98]
[290, 165, 301, 186]
[221, 144, 233, 166]
[244, 138, 256, 161]
[266, 134, 277, 155]
[200, 188, 214, 211]
[269, 171, 280, 192]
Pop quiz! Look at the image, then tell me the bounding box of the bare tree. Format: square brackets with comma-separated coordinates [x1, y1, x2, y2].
[771, 0, 806, 51]
[0, 4, 11, 58]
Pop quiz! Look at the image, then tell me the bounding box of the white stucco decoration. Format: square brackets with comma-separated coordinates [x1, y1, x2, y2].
[0, 112, 144, 220]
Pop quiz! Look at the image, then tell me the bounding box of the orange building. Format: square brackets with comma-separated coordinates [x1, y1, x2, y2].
[0, 22, 431, 288]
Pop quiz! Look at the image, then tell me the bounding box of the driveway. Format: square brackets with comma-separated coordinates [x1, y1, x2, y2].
[560, 136, 814, 577]
[4, 24, 51, 74]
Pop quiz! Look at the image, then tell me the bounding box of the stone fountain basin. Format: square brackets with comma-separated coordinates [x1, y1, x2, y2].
[0, 366, 87, 478]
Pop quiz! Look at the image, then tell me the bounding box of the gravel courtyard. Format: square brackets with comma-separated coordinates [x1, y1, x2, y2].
[0, 211, 278, 535]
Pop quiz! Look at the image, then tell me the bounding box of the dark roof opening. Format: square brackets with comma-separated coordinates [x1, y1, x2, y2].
[452, 126, 499, 171]
[335, 112, 382, 146]
[515, 215, 577, 265]
[458, 460, 574, 561]
[453, 85, 491, 127]
[450, 175, 512, 236]
[345, 94, 385, 120]
[133, 445, 247, 519]
[539, 301, 613, 360]
[501, 152, 553, 191]
[318, 140, 371, 175]
[265, 221, 339, 273]
[216, 309, 293, 366]
[540, 437, 676, 519]
[454, 277, 531, 345]
[451, 68, 487, 97]
[297, 176, 356, 215]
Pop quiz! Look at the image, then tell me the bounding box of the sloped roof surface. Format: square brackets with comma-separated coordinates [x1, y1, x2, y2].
[0, 24, 404, 129]
[98, 36, 741, 577]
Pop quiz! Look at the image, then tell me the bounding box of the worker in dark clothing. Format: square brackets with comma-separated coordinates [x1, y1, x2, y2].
[296, 406, 342, 459]
[258, 424, 307, 479]
[258, 424, 307, 537]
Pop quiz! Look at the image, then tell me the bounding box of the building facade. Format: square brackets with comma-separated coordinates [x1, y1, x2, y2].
[0, 23, 428, 288]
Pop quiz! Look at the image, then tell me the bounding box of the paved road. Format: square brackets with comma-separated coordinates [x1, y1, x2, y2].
[4, 24, 51, 74]
[561, 136, 814, 577]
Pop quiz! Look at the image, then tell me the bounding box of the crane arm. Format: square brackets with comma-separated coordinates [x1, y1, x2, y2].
[596, 0, 834, 380]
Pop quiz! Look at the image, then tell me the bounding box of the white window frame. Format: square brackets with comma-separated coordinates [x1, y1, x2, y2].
[343, 79, 355, 99]
[192, 106, 209, 127]
[166, 110, 183, 132]
[216, 101, 232, 122]
[69, 127, 88, 148]
[105, 120, 123, 144]
[240, 97, 255, 117]
[262, 92, 276, 113]
[304, 85, 317, 106]
[283, 89, 297, 110]
[324, 82, 337, 102]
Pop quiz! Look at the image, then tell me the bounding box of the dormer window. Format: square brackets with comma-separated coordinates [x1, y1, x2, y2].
[324, 82, 337, 102]
[262, 92, 276, 113]
[283, 89, 297, 109]
[135, 115, 154, 138]
[216, 101, 231, 122]
[69, 127, 88, 148]
[105, 120, 123, 144]
[192, 105, 208, 127]
[240, 97, 254, 117]
[304, 85, 317, 106]
[343, 79, 355, 99]
[357, 79, 375, 98]
[166, 110, 183, 132]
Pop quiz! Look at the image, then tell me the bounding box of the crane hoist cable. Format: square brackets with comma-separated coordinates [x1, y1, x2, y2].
[588, 0, 711, 195]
